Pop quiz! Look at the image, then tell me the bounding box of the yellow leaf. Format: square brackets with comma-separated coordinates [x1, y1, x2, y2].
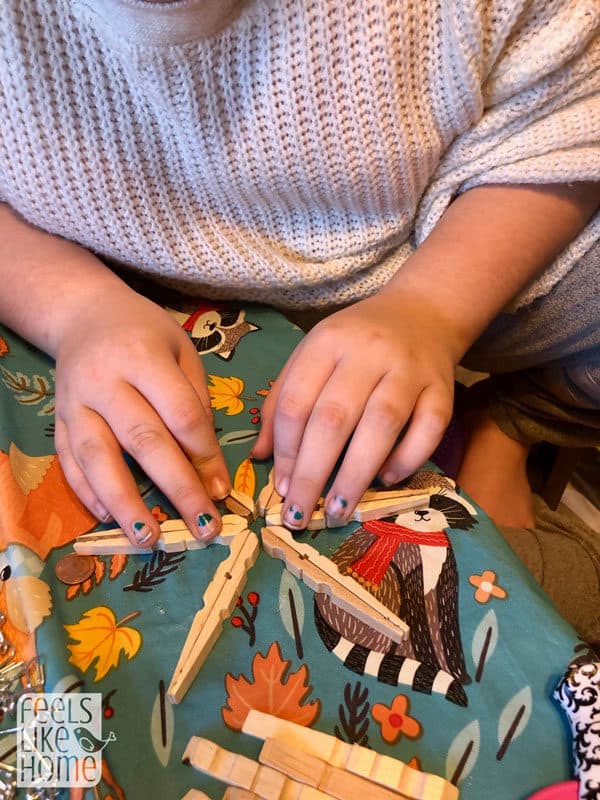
[234, 457, 256, 498]
[8, 443, 54, 494]
[65, 606, 142, 681]
[207, 375, 245, 416]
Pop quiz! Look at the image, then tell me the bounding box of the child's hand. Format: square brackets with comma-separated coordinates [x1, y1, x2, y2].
[53, 290, 230, 548]
[253, 290, 458, 529]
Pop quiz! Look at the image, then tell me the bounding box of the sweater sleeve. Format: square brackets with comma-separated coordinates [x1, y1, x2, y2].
[415, 0, 600, 310]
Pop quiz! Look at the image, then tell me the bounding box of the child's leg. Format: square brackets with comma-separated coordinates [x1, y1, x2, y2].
[456, 240, 600, 528]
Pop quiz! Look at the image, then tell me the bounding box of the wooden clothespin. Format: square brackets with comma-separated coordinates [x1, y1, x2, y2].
[261, 526, 409, 645]
[259, 737, 419, 800]
[265, 488, 428, 531]
[74, 515, 249, 556]
[168, 529, 259, 704]
[182, 737, 334, 800]
[256, 469, 283, 517]
[242, 711, 458, 800]
[223, 489, 256, 522]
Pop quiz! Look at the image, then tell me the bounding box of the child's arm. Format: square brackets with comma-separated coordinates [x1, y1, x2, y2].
[0, 203, 231, 546]
[254, 182, 600, 529]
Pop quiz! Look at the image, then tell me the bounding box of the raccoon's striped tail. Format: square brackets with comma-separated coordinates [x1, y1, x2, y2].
[314, 604, 468, 707]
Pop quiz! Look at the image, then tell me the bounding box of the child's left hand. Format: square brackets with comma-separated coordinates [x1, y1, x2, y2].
[252, 288, 459, 529]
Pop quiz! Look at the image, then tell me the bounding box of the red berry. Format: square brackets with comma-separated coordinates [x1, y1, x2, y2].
[231, 616, 243, 627]
[235, 596, 243, 606]
[247, 591, 259, 606]
[249, 407, 259, 414]
[104, 707, 114, 719]
[251, 416, 260, 424]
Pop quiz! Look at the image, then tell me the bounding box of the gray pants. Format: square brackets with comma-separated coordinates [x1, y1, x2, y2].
[463, 240, 600, 447]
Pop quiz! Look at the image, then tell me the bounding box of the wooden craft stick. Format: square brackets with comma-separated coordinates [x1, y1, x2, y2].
[243, 711, 458, 800]
[265, 492, 428, 531]
[222, 791, 261, 800]
[260, 738, 412, 800]
[183, 737, 335, 800]
[224, 489, 256, 521]
[256, 469, 283, 516]
[181, 791, 212, 800]
[261, 526, 409, 645]
[168, 530, 259, 704]
[74, 515, 248, 555]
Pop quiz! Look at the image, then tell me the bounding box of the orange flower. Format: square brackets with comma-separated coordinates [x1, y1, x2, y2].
[469, 569, 507, 603]
[151, 505, 169, 522]
[371, 694, 421, 744]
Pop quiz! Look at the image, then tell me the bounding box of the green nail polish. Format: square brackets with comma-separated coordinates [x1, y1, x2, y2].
[133, 521, 145, 531]
[197, 513, 214, 528]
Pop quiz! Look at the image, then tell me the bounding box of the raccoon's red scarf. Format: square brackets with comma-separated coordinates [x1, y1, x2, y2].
[348, 520, 449, 588]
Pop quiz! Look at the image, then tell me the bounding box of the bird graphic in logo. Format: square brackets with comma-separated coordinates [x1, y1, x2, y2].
[73, 727, 117, 754]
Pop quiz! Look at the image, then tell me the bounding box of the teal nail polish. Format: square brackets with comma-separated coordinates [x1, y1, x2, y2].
[197, 513, 214, 528]
[284, 505, 304, 528]
[132, 521, 152, 545]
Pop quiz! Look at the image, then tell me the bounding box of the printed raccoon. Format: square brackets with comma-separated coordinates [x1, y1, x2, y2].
[314, 472, 477, 707]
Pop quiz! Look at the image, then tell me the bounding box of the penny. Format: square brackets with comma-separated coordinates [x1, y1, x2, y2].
[55, 553, 95, 585]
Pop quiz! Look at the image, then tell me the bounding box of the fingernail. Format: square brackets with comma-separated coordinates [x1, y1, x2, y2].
[210, 477, 230, 500]
[381, 471, 399, 486]
[276, 475, 289, 498]
[283, 504, 304, 529]
[196, 512, 219, 539]
[326, 494, 349, 521]
[132, 521, 153, 545]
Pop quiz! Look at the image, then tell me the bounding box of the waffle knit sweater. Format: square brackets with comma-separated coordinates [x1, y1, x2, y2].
[0, 0, 598, 309]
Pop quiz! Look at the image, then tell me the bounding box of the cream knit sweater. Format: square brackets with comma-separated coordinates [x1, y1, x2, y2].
[0, 0, 598, 309]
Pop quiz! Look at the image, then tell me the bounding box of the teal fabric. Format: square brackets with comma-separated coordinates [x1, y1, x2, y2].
[0, 304, 581, 799]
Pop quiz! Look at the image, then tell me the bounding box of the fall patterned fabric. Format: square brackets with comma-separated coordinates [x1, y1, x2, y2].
[0, 304, 590, 798]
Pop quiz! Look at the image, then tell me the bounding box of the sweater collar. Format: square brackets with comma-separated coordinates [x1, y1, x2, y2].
[74, 0, 255, 47]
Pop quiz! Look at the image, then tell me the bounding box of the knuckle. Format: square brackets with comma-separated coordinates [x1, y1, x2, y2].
[368, 398, 404, 430]
[313, 400, 348, 431]
[169, 482, 201, 507]
[421, 406, 452, 435]
[73, 435, 106, 471]
[171, 401, 209, 438]
[125, 422, 164, 457]
[277, 391, 308, 424]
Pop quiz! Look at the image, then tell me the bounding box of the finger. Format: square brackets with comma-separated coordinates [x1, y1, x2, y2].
[100, 382, 223, 541]
[271, 345, 337, 499]
[64, 408, 163, 548]
[378, 382, 453, 484]
[252, 342, 306, 463]
[250, 375, 279, 462]
[125, 342, 230, 502]
[281, 363, 376, 529]
[55, 417, 112, 523]
[323, 375, 415, 523]
[176, 340, 231, 500]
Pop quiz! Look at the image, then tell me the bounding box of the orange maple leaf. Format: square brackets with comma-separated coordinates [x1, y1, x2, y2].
[233, 457, 256, 499]
[222, 641, 320, 730]
[0, 337, 8, 357]
[65, 606, 142, 681]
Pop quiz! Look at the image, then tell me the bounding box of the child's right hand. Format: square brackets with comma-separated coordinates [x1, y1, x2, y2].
[53, 288, 230, 548]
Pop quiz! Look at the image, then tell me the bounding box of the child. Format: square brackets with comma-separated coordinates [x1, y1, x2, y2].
[0, 0, 598, 551]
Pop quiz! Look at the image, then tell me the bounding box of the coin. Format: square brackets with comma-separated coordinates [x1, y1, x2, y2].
[55, 553, 95, 585]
